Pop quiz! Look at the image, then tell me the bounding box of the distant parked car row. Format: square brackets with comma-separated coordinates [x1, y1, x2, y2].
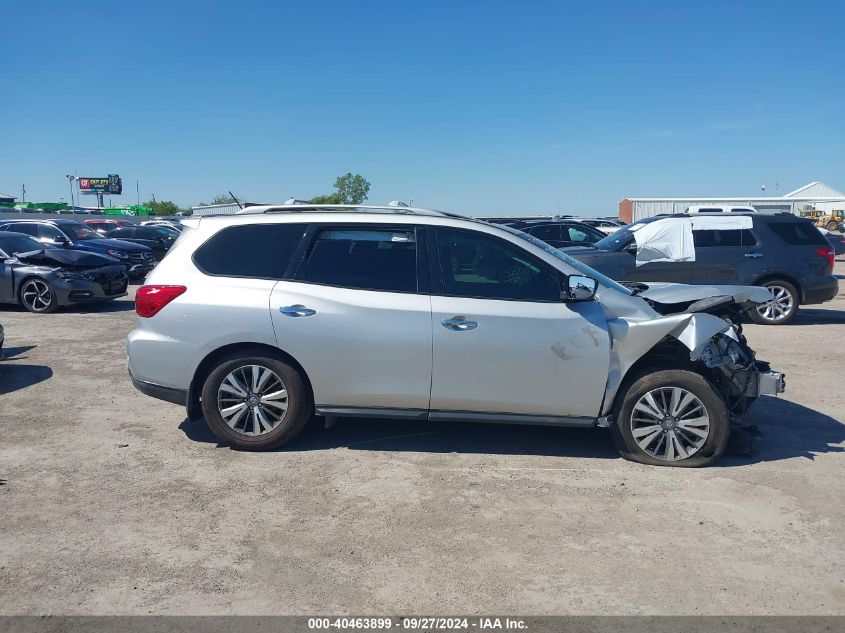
[0, 220, 156, 278]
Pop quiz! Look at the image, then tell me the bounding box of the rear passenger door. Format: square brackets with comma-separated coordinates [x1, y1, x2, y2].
[269, 224, 433, 413]
[182, 223, 311, 359]
[691, 228, 762, 284]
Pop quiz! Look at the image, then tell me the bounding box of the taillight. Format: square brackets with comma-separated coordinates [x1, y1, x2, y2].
[816, 247, 835, 270]
[135, 285, 186, 318]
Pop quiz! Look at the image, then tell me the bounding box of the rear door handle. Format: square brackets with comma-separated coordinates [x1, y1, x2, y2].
[441, 316, 478, 331]
[744, 252, 763, 258]
[280, 304, 316, 317]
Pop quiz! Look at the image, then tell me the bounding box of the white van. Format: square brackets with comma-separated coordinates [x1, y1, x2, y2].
[686, 205, 757, 214]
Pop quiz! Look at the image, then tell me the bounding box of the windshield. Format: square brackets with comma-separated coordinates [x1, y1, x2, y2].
[61, 222, 103, 241]
[499, 225, 632, 295]
[0, 233, 46, 256]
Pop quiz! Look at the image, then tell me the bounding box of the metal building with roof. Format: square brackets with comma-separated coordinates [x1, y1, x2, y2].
[618, 181, 845, 223]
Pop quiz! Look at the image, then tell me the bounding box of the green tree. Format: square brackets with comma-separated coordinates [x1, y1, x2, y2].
[334, 172, 370, 204]
[308, 192, 344, 204]
[309, 173, 371, 205]
[144, 199, 183, 216]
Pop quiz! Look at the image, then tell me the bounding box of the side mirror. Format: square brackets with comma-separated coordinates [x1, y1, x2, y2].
[53, 236, 69, 245]
[564, 275, 598, 301]
[623, 241, 637, 254]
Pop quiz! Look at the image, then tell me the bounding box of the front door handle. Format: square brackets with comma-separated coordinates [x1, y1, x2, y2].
[280, 304, 317, 317]
[744, 252, 763, 258]
[441, 316, 478, 331]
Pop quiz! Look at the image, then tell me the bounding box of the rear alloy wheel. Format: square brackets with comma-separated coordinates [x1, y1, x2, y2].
[20, 278, 58, 313]
[612, 369, 730, 467]
[201, 354, 311, 450]
[826, 220, 839, 231]
[750, 280, 798, 325]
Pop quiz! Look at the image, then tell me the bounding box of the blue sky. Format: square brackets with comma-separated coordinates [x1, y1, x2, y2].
[2, 0, 843, 215]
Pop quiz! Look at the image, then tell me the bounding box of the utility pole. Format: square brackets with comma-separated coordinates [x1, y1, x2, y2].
[66, 175, 75, 210]
[136, 180, 140, 205]
[21, 184, 26, 203]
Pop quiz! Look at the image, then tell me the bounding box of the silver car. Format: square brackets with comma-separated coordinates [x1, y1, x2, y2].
[127, 205, 785, 467]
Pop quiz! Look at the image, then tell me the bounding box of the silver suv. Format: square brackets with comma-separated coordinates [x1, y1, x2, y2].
[128, 205, 785, 467]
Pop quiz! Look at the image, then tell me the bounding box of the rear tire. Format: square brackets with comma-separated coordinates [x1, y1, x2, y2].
[201, 354, 311, 450]
[611, 369, 730, 467]
[749, 280, 798, 325]
[826, 220, 838, 231]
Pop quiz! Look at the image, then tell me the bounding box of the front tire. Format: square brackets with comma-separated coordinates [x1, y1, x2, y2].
[19, 278, 58, 313]
[611, 369, 730, 467]
[750, 280, 799, 325]
[201, 354, 311, 450]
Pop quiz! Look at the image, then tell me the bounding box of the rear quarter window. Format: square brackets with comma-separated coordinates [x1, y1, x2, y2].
[768, 221, 826, 246]
[193, 223, 307, 279]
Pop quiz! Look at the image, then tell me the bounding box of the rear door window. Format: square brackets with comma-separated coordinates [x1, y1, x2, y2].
[301, 227, 418, 293]
[768, 221, 826, 246]
[193, 223, 307, 279]
[694, 229, 742, 247]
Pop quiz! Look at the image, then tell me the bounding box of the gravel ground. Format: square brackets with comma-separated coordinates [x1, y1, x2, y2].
[1, 263, 844, 615]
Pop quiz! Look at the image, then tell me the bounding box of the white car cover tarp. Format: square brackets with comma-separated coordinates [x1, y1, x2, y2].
[633, 215, 754, 266]
[633, 218, 694, 266]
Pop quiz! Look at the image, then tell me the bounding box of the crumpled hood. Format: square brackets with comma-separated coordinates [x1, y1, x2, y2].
[15, 248, 120, 269]
[637, 282, 771, 305]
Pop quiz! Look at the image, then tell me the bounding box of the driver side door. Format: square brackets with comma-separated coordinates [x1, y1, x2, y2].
[428, 227, 610, 422]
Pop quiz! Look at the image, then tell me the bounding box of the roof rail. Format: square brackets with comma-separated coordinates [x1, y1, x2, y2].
[235, 203, 465, 218]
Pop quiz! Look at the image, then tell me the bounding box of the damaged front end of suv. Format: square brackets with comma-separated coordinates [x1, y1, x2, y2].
[594, 281, 786, 466]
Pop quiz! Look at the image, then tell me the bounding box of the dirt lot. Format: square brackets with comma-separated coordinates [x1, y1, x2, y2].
[1, 264, 844, 615]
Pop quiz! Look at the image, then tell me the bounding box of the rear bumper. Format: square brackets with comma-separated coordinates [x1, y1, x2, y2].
[803, 277, 839, 305]
[129, 370, 188, 406]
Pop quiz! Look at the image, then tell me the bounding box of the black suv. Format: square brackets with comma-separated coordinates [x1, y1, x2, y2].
[562, 213, 838, 325]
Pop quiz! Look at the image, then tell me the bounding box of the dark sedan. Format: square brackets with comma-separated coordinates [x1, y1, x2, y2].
[106, 225, 176, 261]
[0, 232, 128, 313]
[514, 220, 606, 249]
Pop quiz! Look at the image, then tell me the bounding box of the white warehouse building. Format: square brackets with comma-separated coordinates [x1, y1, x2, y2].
[618, 181, 845, 223]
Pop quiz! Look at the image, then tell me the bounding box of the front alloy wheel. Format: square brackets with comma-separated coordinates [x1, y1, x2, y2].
[20, 278, 58, 313]
[630, 387, 710, 461]
[612, 369, 730, 467]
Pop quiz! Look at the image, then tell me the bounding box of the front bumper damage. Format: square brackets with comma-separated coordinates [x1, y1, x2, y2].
[600, 307, 786, 419]
[697, 332, 786, 399]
